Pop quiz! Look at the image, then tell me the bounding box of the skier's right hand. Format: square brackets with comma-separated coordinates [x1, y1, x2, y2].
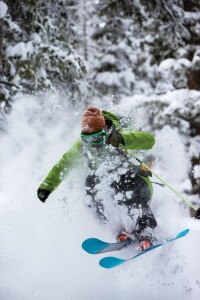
[106, 132, 124, 147]
[37, 188, 51, 203]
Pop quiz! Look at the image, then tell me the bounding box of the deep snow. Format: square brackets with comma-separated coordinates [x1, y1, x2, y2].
[0, 93, 200, 300]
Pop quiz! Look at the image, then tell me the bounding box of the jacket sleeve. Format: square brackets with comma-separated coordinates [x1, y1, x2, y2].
[39, 139, 82, 192]
[120, 131, 155, 150]
[101, 110, 155, 150]
[101, 110, 120, 128]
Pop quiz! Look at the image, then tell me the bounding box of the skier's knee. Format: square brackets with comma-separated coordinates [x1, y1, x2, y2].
[148, 216, 157, 229]
[138, 212, 157, 230]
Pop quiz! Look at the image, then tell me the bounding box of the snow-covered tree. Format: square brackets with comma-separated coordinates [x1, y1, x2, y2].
[141, 0, 200, 93]
[88, 0, 193, 100]
[90, 0, 137, 102]
[0, 0, 87, 115]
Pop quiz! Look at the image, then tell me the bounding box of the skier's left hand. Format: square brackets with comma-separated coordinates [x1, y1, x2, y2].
[194, 208, 200, 219]
[106, 133, 124, 147]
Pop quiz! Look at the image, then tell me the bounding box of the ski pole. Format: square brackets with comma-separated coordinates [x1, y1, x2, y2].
[127, 150, 199, 212]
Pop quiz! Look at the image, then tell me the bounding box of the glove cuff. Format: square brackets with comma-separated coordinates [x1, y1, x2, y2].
[107, 132, 124, 147]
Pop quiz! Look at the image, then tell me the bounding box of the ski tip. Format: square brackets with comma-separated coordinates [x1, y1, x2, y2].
[176, 228, 189, 239]
[99, 257, 126, 269]
[82, 238, 98, 254]
[181, 228, 190, 235]
[82, 238, 109, 254]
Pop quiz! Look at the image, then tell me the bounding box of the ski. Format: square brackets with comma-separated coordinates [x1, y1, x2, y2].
[82, 237, 133, 254]
[99, 228, 189, 269]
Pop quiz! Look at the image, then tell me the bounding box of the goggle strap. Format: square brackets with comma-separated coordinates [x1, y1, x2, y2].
[81, 129, 106, 138]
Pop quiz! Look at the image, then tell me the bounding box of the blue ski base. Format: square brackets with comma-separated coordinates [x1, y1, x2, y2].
[99, 228, 189, 269]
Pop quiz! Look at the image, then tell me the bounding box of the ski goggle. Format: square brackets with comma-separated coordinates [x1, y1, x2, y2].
[81, 129, 106, 145]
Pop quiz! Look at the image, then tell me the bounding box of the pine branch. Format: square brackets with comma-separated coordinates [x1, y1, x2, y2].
[0, 81, 19, 89]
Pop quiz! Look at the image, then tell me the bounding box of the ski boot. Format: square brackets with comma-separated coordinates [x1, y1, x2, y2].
[116, 231, 132, 242]
[139, 236, 153, 251]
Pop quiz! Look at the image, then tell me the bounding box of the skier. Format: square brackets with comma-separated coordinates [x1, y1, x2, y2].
[37, 106, 157, 250]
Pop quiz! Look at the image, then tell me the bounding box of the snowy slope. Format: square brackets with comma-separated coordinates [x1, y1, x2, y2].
[0, 93, 200, 300]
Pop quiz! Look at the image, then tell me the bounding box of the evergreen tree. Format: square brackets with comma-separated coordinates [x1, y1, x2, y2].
[90, 0, 137, 102]
[89, 0, 190, 100]
[0, 0, 87, 114]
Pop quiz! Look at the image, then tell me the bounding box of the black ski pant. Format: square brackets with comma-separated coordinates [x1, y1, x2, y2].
[85, 170, 157, 235]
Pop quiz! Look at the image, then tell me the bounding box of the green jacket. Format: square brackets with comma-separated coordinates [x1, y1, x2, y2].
[39, 110, 155, 194]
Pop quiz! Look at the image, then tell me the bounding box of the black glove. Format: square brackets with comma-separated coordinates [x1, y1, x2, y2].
[106, 132, 124, 147]
[37, 188, 51, 203]
[194, 208, 200, 219]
